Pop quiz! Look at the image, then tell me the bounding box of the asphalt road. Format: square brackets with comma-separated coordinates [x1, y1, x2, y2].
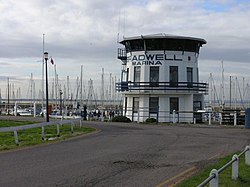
[1, 117, 250, 187]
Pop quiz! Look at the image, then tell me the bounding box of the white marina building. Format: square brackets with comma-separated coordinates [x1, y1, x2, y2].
[116, 33, 208, 123]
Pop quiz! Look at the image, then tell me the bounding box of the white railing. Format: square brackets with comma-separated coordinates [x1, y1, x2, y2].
[197, 145, 250, 187]
[0, 118, 83, 145]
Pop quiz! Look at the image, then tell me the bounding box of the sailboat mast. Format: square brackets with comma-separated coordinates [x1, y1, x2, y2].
[42, 34, 45, 109]
[221, 60, 225, 109]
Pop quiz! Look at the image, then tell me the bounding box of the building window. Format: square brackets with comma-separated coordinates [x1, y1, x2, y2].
[134, 66, 141, 86]
[133, 97, 139, 113]
[126, 68, 129, 82]
[170, 97, 179, 113]
[187, 67, 193, 88]
[150, 66, 159, 86]
[149, 97, 159, 114]
[170, 66, 178, 87]
[196, 68, 199, 82]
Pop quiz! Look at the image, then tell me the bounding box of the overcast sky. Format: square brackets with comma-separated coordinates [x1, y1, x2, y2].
[0, 0, 250, 99]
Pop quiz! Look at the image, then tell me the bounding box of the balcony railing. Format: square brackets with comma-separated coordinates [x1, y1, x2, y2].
[117, 48, 127, 61]
[116, 81, 208, 93]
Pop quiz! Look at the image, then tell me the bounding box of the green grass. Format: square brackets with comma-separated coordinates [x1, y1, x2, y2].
[0, 120, 95, 151]
[177, 153, 250, 187]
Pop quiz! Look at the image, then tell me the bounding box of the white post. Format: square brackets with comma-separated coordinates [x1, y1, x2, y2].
[33, 102, 36, 117]
[137, 110, 140, 123]
[219, 113, 222, 125]
[57, 124, 60, 136]
[245, 145, 250, 165]
[209, 112, 211, 125]
[14, 130, 18, 145]
[80, 119, 82, 128]
[232, 154, 239, 180]
[234, 111, 237, 126]
[194, 118, 196, 125]
[173, 110, 176, 123]
[209, 169, 218, 187]
[71, 122, 74, 133]
[14, 102, 17, 116]
[41, 126, 45, 140]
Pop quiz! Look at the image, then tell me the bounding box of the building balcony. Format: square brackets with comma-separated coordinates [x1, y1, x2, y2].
[117, 48, 127, 61]
[116, 81, 208, 94]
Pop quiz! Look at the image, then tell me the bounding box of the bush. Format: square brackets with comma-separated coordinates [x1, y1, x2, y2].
[111, 116, 131, 123]
[145, 118, 157, 123]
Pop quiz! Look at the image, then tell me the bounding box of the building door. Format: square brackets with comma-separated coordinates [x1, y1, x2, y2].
[170, 97, 179, 122]
[170, 66, 178, 87]
[132, 97, 139, 122]
[149, 97, 159, 120]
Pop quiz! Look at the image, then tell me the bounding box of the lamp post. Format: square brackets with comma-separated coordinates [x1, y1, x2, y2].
[60, 90, 63, 115]
[44, 52, 49, 122]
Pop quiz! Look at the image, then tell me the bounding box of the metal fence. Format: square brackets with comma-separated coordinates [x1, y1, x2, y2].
[120, 107, 245, 125]
[197, 145, 250, 187]
[0, 118, 82, 145]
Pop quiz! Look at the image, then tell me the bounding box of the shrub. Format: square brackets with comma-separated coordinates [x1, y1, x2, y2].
[111, 116, 131, 123]
[145, 118, 157, 123]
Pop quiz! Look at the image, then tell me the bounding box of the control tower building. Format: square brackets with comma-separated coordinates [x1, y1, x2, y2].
[116, 33, 207, 123]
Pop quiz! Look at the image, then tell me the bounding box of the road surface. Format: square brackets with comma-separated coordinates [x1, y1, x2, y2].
[0, 118, 250, 186]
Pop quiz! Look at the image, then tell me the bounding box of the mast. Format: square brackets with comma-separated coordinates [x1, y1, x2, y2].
[229, 76, 232, 108]
[42, 34, 45, 109]
[80, 65, 83, 107]
[101, 68, 104, 106]
[221, 60, 225, 109]
[7, 78, 10, 114]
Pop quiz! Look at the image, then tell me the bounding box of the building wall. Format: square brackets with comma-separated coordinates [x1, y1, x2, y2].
[123, 94, 198, 123]
[121, 42, 205, 123]
[126, 50, 199, 83]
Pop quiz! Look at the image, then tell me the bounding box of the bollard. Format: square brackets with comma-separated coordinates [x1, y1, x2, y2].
[71, 123, 74, 133]
[41, 126, 45, 140]
[234, 111, 237, 126]
[56, 124, 60, 137]
[14, 130, 19, 145]
[80, 119, 82, 128]
[209, 169, 218, 187]
[245, 145, 250, 165]
[232, 154, 239, 180]
[194, 117, 196, 125]
[33, 102, 36, 117]
[173, 110, 176, 123]
[209, 112, 211, 125]
[219, 113, 222, 125]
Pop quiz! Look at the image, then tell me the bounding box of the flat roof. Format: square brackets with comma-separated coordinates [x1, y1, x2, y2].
[120, 33, 207, 44]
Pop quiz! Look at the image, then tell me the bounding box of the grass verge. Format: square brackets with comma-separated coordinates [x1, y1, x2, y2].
[0, 120, 95, 151]
[177, 153, 250, 187]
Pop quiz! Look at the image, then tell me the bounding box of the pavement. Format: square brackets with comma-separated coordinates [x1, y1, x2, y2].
[0, 116, 250, 187]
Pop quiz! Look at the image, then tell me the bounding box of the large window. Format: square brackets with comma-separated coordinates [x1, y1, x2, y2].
[149, 97, 159, 114]
[187, 67, 193, 87]
[134, 66, 141, 86]
[170, 66, 178, 87]
[123, 39, 203, 53]
[133, 97, 139, 113]
[150, 66, 159, 86]
[170, 97, 179, 113]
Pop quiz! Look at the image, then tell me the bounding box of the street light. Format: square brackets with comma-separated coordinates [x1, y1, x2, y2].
[60, 90, 63, 115]
[44, 51, 49, 122]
